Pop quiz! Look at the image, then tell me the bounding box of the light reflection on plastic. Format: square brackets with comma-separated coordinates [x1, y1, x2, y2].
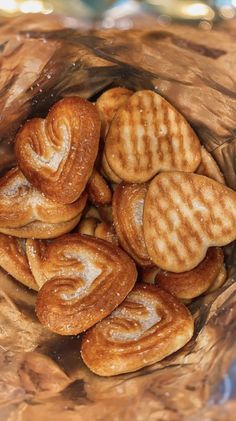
[0, 0, 53, 15]
[181, 3, 215, 20]
[0, 0, 18, 13]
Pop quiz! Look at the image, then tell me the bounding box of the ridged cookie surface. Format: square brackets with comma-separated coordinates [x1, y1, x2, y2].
[81, 283, 194, 376]
[0, 168, 87, 238]
[15, 97, 100, 204]
[112, 183, 152, 266]
[144, 172, 236, 272]
[34, 234, 137, 335]
[105, 90, 201, 182]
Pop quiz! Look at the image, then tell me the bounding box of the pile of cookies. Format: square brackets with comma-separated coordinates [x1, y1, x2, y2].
[0, 88, 235, 377]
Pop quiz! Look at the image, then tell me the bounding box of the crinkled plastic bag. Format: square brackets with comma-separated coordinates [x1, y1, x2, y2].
[0, 14, 235, 421]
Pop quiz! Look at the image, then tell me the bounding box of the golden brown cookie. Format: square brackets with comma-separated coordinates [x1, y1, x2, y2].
[101, 153, 122, 183]
[87, 169, 112, 206]
[15, 96, 101, 204]
[0, 167, 87, 238]
[104, 90, 201, 183]
[206, 264, 227, 293]
[155, 247, 224, 299]
[196, 146, 225, 184]
[34, 234, 137, 335]
[112, 183, 152, 267]
[81, 283, 194, 376]
[144, 172, 236, 272]
[0, 234, 38, 290]
[96, 87, 133, 139]
[77, 217, 118, 245]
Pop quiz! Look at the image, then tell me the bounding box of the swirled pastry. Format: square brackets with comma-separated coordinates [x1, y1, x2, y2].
[87, 170, 112, 206]
[196, 146, 225, 184]
[104, 90, 201, 183]
[77, 217, 118, 244]
[0, 168, 87, 238]
[96, 87, 133, 139]
[155, 247, 224, 299]
[0, 234, 38, 290]
[144, 172, 236, 272]
[81, 283, 194, 376]
[33, 234, 137, 335]
[112, 183, 152, 267]
[15, 96, 101, 204]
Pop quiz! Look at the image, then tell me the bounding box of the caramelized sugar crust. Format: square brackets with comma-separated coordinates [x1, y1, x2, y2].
[81, 283, 194, 376]
[155, 247, 224, 299]
[15, 97, 101, 204]
[34, 234, 137, 335]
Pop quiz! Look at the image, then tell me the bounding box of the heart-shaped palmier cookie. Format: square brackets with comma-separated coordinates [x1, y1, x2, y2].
[87, 170, 112, 206]
[144, 172, 236, 272]
[0, 167, 87, 238]
[81, 283, 194, 376]
[96, 87, 133, 139]
[155, 247, 224, 299]
[0, 234, 38, 290]
[104, 90, 201, 183]
[15, 96, 100, 204]
[34, 234, 137, 335]
[112, 183, 152, 267]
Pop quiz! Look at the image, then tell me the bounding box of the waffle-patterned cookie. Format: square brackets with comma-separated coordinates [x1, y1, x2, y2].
[33, 234, 137, 335]
[0, 234, 37, 290]
[81, 283, 194, 376]
[104, 90, 201, 182]
[144, 172, 236, 272]
[15, 96, 100, 204]
[112, 183, 152, 267]
[96, 87, 133, 139]
[155, 247, 224, 299]
[0, 168, 87, 238]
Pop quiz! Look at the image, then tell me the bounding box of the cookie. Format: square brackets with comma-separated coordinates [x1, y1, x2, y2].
[81, 283, 194, 376]
[87, 170, 112, 206]
[0, 168, 87, 238]
[0, 234, 37, 290]
[144, 172, 236, 272]
[104, 90, 201, 182]
[112, 183, 152, 267]
[15, 97, 100, 204]
[155, 247, 224, 299]
[34, 234, 137, 335]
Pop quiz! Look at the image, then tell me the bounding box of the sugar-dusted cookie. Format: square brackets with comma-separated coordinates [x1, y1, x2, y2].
[81, 283, 194, 376]
[87, 169, 112, 206]
[0, 234, 38, 290]
[104, 90, 201, 182]
[112, 183, 152, 267]
[96, 87, 133, 139]
[144, 172, 236, 272]
[155, 247, 224, 299]
[0, 168, 87, 238]
[15, 97, 100, 204]
[33, 234, 137, 335]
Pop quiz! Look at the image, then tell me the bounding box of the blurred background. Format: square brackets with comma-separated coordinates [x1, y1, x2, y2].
[0, 1, 236, 29]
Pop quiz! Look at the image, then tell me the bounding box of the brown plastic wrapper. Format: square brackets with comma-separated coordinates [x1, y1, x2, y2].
[0, 14, 235, 421]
